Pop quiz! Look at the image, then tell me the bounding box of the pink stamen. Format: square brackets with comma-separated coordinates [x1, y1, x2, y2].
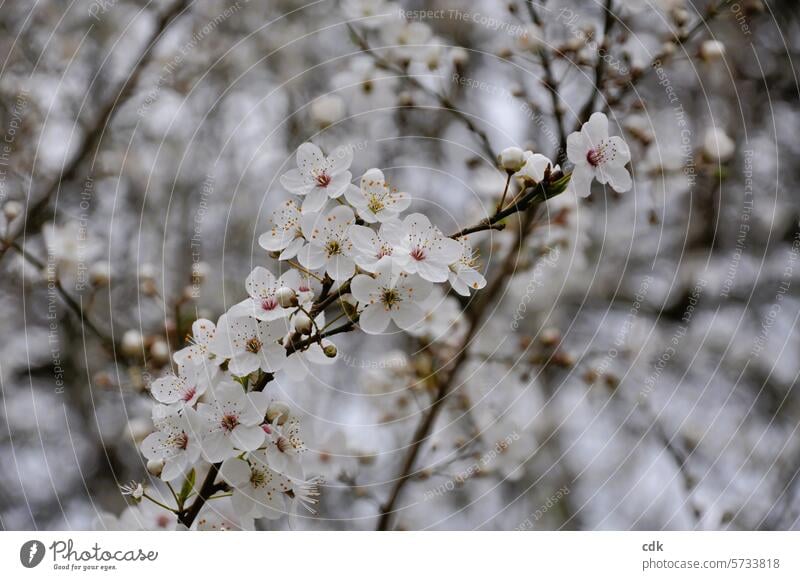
[410, 247, 426, 261]
[261, 297, 278, 311]
[221, 414, 240, 432]
[315, 172, 332, 187]
[586, 148, 602, 167]
[182, 386, 197, 402]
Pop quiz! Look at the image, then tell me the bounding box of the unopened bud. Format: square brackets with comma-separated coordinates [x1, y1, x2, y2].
[293, 311, 313, 334]
[276, 286, 298, 308]
[150, 339, 170, 366]
[498, 147, 526, 172]
[89, 261, 110, 286]
[450, 46, 469, 66]
[267, 401, 291, 425]
[146, 458, 164, 476]
[700, 40, 725, 62]
[3, 200, 22, 221]
[121, 330, 144, 358]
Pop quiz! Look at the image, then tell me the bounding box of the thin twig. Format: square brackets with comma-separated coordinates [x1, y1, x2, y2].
[0, 0, 192, 261]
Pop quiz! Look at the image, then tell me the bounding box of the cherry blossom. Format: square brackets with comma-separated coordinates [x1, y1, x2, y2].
[448, 237, 487, 296]
[567, 112, 632, 198]
[351, 262, 432, 334]
[149, 362, 209, 408]
[280, 143, 353, 213]
[298, 205, 357, 281]
[196, 384, 271, 462]
[258, 199, 305, 260]
[393, 213, 463, 283]
[345, 168, 411, 223]
[141, 405, 203, 481]
[515, 152, 560, 185]
[348, 220, 408, 273]
[209, 314, 287, 377]
[219, 452, 291, 519]
[173, 319, 218, 369]
[228, 266, 300, 322]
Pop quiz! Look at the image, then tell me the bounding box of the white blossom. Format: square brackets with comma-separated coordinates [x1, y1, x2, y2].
[567, 112, 632, 197]
[280, 143, 353, 213]
[298, 205, 357, 281]
[393, 213, 462, 283]
[448, 237, 486, 296]
[345, 168, 411, 223]
[141, 405, 203, 481]
[209, 314, 287, 376]
[197, 384, 271, 462]
[258, 199, 305, 260]
[351, 262, 432, 334]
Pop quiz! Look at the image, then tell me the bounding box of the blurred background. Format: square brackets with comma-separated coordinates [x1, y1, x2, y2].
[1, 0, 799, 530]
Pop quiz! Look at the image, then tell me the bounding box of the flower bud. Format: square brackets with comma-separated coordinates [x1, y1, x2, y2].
[293, 311, 313, 334]
[700, 40, 725, 62]
[146, 458, 164, 477]
[3, 200, 22, 222]
[498, 147, 526, 172]
[702, 127, 735, 163]
[311, 95, 345, 127]
[450, 47, 469, 66]
[89, 261, 110, 286]
[121, 330, 144, 358]
[276, 286, 298, 308]
[323, 343, 338, 358]
[267, 401, 291, 425]
[150, 339, 170, 366]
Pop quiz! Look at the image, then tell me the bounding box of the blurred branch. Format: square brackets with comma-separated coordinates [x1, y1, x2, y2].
[524, 0, 568, 163]
[0, 0, 192, 261]
[376, 195, 548, 530]
[347, 24, 497, 161]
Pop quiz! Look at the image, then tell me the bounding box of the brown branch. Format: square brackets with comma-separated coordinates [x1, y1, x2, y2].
[0, 0, 192, 260]
[524, 1, 568, 164]
[575, 0, 616, 127]
[178, 463, 224, 528]
[376, 201, 543, 530]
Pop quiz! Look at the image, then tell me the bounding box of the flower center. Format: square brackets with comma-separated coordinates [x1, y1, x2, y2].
[246, 337, 262, 353]
[168, 431, 189, 450]
[325, 239, 342, 256]
[377, 244, 393, 259]
[221, 414, 240, 432]
[250, 468, 267, 488]
[261, 297, 278, 311]
[380, 288, 400, 309]
[276, 436, 290, 454]
[315, 171, 332, 188]
[410, 246, 426, 261]
[181, 386, 197, 402]
[586, 148, 602, 167]
[367, 195, 385, 214]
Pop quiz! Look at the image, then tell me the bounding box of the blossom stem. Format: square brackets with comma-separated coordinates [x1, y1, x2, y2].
[288, 260, 324, 282]
[142, 493, 179, 514]
[497, 173, 513, 212]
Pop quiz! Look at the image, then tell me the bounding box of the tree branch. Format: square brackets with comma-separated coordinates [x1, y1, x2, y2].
[0, 0, 192, 260]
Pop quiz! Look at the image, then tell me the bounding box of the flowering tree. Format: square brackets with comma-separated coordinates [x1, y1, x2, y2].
[2, 0, 792, 532]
